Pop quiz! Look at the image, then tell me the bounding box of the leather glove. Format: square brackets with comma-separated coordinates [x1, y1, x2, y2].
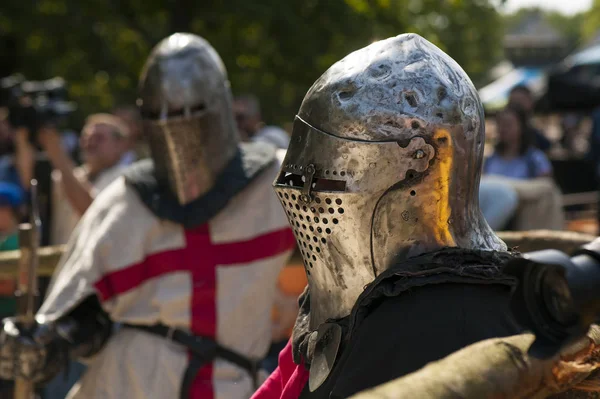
[0, 317, 68, 383]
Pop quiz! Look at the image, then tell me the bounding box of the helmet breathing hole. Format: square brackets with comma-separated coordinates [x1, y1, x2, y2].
[405, 92, 418, 107]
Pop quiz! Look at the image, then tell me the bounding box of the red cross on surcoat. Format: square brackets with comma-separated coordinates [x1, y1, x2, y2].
[94, 224, 295, 398]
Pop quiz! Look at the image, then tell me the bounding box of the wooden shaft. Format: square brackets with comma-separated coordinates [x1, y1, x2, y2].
[14, 379, 34, 399]
[350, 327, 600, 399]
[0, 245, 64, 278]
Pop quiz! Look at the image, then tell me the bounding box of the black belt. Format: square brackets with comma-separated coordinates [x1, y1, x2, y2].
[124, 324, 260, 399]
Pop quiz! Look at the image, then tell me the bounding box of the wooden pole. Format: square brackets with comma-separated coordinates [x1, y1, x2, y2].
[0, 245, 64, 278]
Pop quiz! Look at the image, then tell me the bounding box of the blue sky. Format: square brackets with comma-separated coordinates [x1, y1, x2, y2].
[502, 0, 592, 15]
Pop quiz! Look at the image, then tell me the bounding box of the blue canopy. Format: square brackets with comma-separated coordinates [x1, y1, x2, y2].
[478, 66, 545, 112]
[567, 44, 600, 67]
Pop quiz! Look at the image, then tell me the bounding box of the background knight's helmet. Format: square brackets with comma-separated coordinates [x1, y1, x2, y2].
[273, 33, 506, 329]
[138, 33, 239, 204]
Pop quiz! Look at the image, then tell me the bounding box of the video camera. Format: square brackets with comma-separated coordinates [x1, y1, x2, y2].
[0, 74, 76, 142]
[505, 238, 600, 358]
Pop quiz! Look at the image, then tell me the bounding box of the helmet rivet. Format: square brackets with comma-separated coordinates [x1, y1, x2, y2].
[414, 149, 425, 159]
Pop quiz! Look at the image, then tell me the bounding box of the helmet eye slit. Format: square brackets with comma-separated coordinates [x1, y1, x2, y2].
[276, 171, 346, 192]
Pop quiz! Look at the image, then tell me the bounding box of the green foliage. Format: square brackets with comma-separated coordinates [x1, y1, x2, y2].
[583, 0, 600, 42]
[546, 11, 584, 51]
[0, 0, 504, 128]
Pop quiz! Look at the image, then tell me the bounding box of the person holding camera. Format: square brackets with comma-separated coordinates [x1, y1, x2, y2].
[43, 113, 129, 245]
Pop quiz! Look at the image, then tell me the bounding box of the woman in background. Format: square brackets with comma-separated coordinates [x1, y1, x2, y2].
[479, 104, 553, 231]
[484, 104, 552, 180]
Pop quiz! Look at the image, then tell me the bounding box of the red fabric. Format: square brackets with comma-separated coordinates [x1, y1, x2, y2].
[251, 340, 309, 399]
[94, 226, 296, 302]
[93, 224, 295, 399]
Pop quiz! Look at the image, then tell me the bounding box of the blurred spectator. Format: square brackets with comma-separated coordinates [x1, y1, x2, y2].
[588, 106, 600, 235]
[484, 105, 552, 179]
[42, 113, 129, 244]
[589, 107, 600, 177]
[233, 94, 290, 149]
[0, 183, 25, 398]
[0, 182, 23, 252]
[0, 183, 24, 325]
[508, 85, 552, 152]
[0, 109, 33, 194]
[479, 105, 563, 231]
[113, 105, 149, 163]
[560, 113, 587, 157]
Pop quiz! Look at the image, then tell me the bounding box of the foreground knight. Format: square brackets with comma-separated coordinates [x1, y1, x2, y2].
[0, 33, 294, 398]
[253, 33, 525, 399]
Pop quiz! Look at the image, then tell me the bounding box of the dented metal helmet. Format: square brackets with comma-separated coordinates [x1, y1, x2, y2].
[138, 33, 239, 204]
[274, 33, 505, 329]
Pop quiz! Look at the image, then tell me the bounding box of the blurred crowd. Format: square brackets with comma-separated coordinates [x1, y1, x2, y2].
[0, 92, 290, 251]
[1, 69, 600, 398]
[4, 81, 597, 255]
[0, 89, 295, 397]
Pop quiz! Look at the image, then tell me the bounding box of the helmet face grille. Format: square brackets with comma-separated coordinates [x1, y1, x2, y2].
[277, 190, 345, 276]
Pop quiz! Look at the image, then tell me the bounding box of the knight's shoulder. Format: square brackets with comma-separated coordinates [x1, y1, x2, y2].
[83, 177, 154, 221]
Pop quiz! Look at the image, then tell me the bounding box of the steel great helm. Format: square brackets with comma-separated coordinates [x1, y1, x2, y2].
[274, 33, 506, 330]
[138, 33, 239, 205]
